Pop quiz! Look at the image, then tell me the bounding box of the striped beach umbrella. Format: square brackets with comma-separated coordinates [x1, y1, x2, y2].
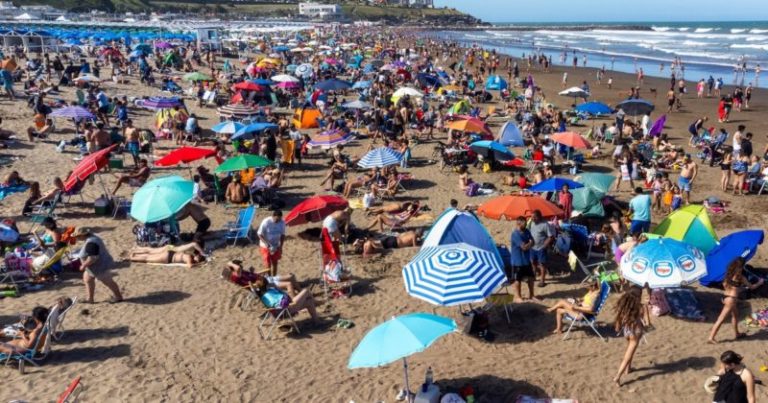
[358, 147, 402, 168]
[307, 129, 353, 150]
[211, 121, 245, 134]
[402, 243, 507, 306]
[49, 106, 95, 120]
[217, 104, 260, 120]
[141, 96, 182, 110]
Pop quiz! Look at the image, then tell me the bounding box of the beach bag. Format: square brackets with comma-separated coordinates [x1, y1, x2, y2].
[465, 182, 480, 197]
[260, 288, 290, 310]
[555, 233, 571, 256]
[324, 259, 346, 282]
[649, 289, 670, 317]
[482, 162, 492, 173]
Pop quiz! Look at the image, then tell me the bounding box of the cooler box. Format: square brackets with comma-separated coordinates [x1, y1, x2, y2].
[94, 197, 114, 216]
[414, 384, 440, 403]
[109, 158, 124, 169]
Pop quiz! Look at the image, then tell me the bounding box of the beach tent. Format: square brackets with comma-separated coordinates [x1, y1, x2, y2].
[292, 107, 321, 129]
[497, 122, 524, 147]
[485, 75, 508, 91]
[651, 204, 718, 254]
[422, 208, 503, 268]
[449, 99, 471, 115]
[571, 187, 605, 217]
[700, 229, 765, 286]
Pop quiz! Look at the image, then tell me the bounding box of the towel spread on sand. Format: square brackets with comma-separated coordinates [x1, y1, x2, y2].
[0, 184, 29, 200]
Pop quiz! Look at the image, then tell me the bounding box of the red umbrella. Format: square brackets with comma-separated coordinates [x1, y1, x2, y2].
[232, 81, 266, 92]
[155, 147, 216, 167]
[285, 195, 348, 227]
[550, 132, 591, 149]
[64, 144, 118, 192]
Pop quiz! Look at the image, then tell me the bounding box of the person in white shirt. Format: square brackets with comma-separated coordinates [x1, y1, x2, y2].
[257, 210, 286, 276]
[641, 113, 651, 137]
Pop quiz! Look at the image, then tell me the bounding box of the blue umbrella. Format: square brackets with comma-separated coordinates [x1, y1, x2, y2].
[528, 177, 584, 192]
[575, 101, 613, 115]
[211, 121, 245, 134]
[615, 99, 655, 117]
[315, 78, 352, 91]
[416, 73, 441, 88]
[402, 243, 507, 306]
[358, 147, 402, 168]
[273, 45, 290, 52]
[468, 140, 514, 162]
[348, 313, 456, 397]
[232, 122, 279, 140]
[252, 78, 275, 86]
[352, 80, 372, 89]
[701, 229, 765, 286]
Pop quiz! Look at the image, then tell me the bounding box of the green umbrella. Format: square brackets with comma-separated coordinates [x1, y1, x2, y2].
[572, 187, 605, 217]
[130, 175, 194, 223]
[183, 72, 212, 82]
[575, 173, 616, 194]
[214, 154, 273, 173]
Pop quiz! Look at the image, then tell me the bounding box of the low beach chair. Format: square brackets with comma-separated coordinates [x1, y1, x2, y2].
[568, 251, 619, 290]
[50, 297, 77, 341]
[224, 205, 256, 245]
[1, 313, 53, 373]
[29, 192, 62, 225]
[257, 296, 301, 341]
[562, 281, 611, 341]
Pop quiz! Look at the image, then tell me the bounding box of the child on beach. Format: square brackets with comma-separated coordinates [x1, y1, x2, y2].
[613, 291, 645, 387]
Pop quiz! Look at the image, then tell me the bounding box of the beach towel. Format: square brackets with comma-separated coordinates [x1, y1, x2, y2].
[0, 184, 28, 200]
[347, 198, 364, 210]
[516, 395, 578, 403]
[281, 139, 295, 164]
[664, 288, 705, 321]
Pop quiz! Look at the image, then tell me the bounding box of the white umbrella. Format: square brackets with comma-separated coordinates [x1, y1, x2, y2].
[392, 87, 423, 99]
[74, 74, 102, 83]
[559, 86, 590, 99]
[271, 74, 300, 83]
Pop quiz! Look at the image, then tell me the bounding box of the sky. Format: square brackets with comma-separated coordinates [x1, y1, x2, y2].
[434, 0, 768, 23]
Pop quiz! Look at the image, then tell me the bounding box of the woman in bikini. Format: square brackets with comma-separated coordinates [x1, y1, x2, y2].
[613, 291, 645, 387]
[708, 258, 764, 344]
[365, 202, 420, 232]
[128, 245, 205, 268]
[352, 229, 424, 258]
[366, 201, 419, 216]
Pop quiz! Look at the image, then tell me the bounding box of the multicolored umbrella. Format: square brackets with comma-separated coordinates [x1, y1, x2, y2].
[130, 176, 194, 223]
[140, 96, 182, 110]
[154, 147, 216, 167]
[620, 238, 707, 288]
[469, 140, 514, 161]
[49, 106, 95, 120]
[211, 121, 246, 134]
[217, 104, 260, 120]
[214, 154, 273, 173]
[285, 195, 348, 226]
[306, 129, 353, 150]
[477, 194, 564, 220]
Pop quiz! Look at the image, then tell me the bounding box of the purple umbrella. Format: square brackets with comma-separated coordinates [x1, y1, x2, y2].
[649, 114, 666, 137]
[141, 96, 182, 110]
[154, 41, 174, 49]
[49, 106, 95, 120]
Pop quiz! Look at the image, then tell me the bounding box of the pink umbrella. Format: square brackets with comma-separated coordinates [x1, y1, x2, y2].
[649, 114, 667, 137]
[154, 41, 174, 49]
[324, 58, 340, 65]
[276, 81, 301, 89]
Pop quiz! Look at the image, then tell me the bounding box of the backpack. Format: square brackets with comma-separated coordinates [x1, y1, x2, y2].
[465, 182, 480, 197]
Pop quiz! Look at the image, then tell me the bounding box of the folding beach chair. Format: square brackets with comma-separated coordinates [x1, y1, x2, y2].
[567, 251, 619, 290]
[224, 205, 256, 245]
[57, 376, 84, 403]
[257, 295, 301, 341]
[563, 281, 611, 341]
[29, 192, 62, 225]
[50, 297, 77, 341]
[320, 227, 352, 299]
[1, 313, 53, 373]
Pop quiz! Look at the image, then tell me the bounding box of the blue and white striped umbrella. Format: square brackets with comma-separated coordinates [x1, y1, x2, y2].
[403, 243, 507, 306]
[49, 106, 95, 120]
[358, 147, 402, 168]
[211, 121, 245, 134]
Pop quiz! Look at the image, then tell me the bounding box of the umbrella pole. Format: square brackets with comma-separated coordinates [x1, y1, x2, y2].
[402, 357, 412, 403]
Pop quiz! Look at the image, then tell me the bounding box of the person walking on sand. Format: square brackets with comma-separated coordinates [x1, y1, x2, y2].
[71, 227, 123, 304]
[708, 258, 764, 344]
[678, 154, 698, 205]
[613, 291, 645, 387]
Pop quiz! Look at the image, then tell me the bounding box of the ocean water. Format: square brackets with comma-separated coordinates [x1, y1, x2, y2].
[432, 21, 768, 88]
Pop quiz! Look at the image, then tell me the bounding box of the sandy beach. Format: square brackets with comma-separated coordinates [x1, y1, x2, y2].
[2, 29, 768, 403]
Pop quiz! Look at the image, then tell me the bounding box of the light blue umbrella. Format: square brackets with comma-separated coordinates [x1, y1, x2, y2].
[619, 238, 707, 289]
[469, 140, 514, 162]
[129, 176, 194, 223]
[352, 80, 372, 89]
[211, 121, 245, 134]
[342, 100, 372, 110]
[528, 177, 584, 192]
[402, 243, 507, 306]
[232, 122, 279, 140]
[357, 147, 402, 168]
[348, 313, 456, 397]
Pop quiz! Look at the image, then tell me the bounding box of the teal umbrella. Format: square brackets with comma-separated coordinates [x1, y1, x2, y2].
[130, 175, 194, 223]
[348, 313, 456, 398]
[575, 173, 616, 194]
[214, 154, 273, 173]
[571, 187, 605, 217]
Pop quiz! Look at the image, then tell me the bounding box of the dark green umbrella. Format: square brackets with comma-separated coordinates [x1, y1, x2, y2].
[214, 154, 273, 173]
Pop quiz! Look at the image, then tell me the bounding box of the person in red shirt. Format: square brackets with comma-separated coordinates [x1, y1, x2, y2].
[517, 172, 528, 189]
[558, 183, 573, 220]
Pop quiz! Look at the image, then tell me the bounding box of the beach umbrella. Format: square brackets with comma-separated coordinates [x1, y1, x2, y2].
[469, 140, 514, 161]
[447, 117, 492, 136]
[233, 81, 266, 92]
[701, 230, 765, 286]
[416, 73, 441, 88]
[215, 155, 273, 173]
[276, 81, 301, 90]
[403, 243, 507, 306]
[63, 144, 118, 192]
[575, 173, 616, 194]
[133, 43, 152, 53]
[273, 45, 290, 52]
[575, 101, 613, 115]
[497, 122, 524, 147]
[550, 132, 591, 149]
[183, 72, 212, 82]
[571, 187, 606, 217]
[141, 96, 182, 110]
[285, 195, 348, 227]
[49, 106, 95, 120]
[130, 176, 194, 223]
[348, 313, 456, 399]
[528, 177, 584, 192]
[649, 114, 667, 137]
[477, 194, 564, 221]
[620, 238, 707, 288]
[652, 205, 718, 254]
[295, 63, 314, 78]
[342, 100, 372, 110]
[217, 104, 260, 120]
[615, 99, 655, 116]
[315, 78, 352, 91]
[358, 147, 403, 168]
[307, 129, 353, 149]
[484, 75, 508, 91]
[154, 41, 173, 49]
[154, 147, 216, 167]
[73, 74, 101, 84]
[392, 87, 423, 99]
[211, 121, 246, 135]
[232, 122, 279, 140]
[271, 74, 300, 83]
[252, 78, 275, 86]
[559, 86, 590, 101]
[352, 80, 372, 90]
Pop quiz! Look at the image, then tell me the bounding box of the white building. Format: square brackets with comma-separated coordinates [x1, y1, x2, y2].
[298, 3, 341, 18]
[409, 0, 433, 7]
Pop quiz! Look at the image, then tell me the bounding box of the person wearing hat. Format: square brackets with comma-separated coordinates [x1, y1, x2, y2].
[628, 187, 652, 235]
[705, 350, 756, 403]
[71, 227, 123, 303]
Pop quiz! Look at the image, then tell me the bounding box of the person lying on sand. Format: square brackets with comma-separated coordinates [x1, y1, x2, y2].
[366, 201, 419, 216]
[224, 260, 300, 297]
[127, 245, 205, 268]
[351, 229, 424, 258]
[365, 203, 420, 232]
[547, 281, 601, 334]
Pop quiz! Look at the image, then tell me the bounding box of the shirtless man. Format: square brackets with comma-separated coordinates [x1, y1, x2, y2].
[678, 154, 698, 205]
[92, 122, 111, 151]
[113, 158, 150, 194]
[322, 208, 351, 242]
[123, 119, 140, 167]
[225, 175, 248, 204]
[175, 202, 211, 236]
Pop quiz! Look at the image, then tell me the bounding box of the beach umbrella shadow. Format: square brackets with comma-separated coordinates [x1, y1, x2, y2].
[47, 344, 131, 366]
[435, 374, 548, 402]
[54, 326, 130, 345]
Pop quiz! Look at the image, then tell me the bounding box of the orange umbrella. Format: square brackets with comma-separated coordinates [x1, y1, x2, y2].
[477, 194, 564, 220]
[550, 132, 591, 149]
[447, 117, 491, 135]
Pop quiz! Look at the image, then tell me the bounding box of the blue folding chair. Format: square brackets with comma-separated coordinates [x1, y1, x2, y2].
[563, 281, 611, 341]
[224, 205, 256, 245]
